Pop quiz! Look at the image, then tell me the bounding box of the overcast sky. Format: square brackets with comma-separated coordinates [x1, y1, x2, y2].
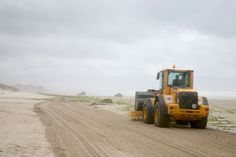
[0, 0, 236, 96]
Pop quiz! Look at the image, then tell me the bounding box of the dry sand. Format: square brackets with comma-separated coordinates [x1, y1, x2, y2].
[36, 99, 236, 157]
[0, 92, 53, 157]
[1, 93, 236, 157]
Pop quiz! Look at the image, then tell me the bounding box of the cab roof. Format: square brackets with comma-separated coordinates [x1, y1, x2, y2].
[163, 69, 194, 72]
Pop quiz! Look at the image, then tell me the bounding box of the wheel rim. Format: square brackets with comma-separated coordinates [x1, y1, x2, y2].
[155, 109, 159, 123]
[143, 107, 147, 120]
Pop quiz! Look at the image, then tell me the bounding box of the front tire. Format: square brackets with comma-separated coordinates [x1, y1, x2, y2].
[153, 103, 169, 127]
[190, 118, 208, 129]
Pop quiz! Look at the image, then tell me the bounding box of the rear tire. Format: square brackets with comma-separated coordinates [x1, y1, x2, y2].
[143, 102, 154, 124]
[190, 118, 208, 129]
[153, 103, 169, 127]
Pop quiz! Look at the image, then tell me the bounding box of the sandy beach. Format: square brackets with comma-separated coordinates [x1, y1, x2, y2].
[0, 92, 53, 157]
[1, 93, 236, 157]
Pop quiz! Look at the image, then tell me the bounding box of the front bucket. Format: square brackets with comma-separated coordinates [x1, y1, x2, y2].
[128, 111, 143, 120]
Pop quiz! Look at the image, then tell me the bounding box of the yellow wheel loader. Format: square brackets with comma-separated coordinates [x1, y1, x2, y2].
[129, 66, 209, 129]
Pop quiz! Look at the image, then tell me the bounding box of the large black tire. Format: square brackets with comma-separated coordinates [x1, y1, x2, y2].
[190, 118, 208, 129]
[143, 100, 154, 124]
[153, 103, 170, 127]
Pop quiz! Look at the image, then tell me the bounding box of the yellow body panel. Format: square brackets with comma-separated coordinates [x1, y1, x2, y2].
[168, 104, 209, 120]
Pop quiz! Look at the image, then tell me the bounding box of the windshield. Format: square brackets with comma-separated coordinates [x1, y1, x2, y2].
[168, 71, 190, 87]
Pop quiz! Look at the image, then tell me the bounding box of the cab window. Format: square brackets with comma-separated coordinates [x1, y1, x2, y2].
[168, 71, 190, 87]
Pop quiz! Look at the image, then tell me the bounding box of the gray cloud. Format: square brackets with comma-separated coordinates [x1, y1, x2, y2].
[0, 0, 236, 96]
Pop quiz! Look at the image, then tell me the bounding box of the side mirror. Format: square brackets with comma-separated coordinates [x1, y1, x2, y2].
[156, 72, 160, 80]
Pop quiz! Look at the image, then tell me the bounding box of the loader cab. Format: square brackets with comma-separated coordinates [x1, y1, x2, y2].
[157, 69, 194, 93]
